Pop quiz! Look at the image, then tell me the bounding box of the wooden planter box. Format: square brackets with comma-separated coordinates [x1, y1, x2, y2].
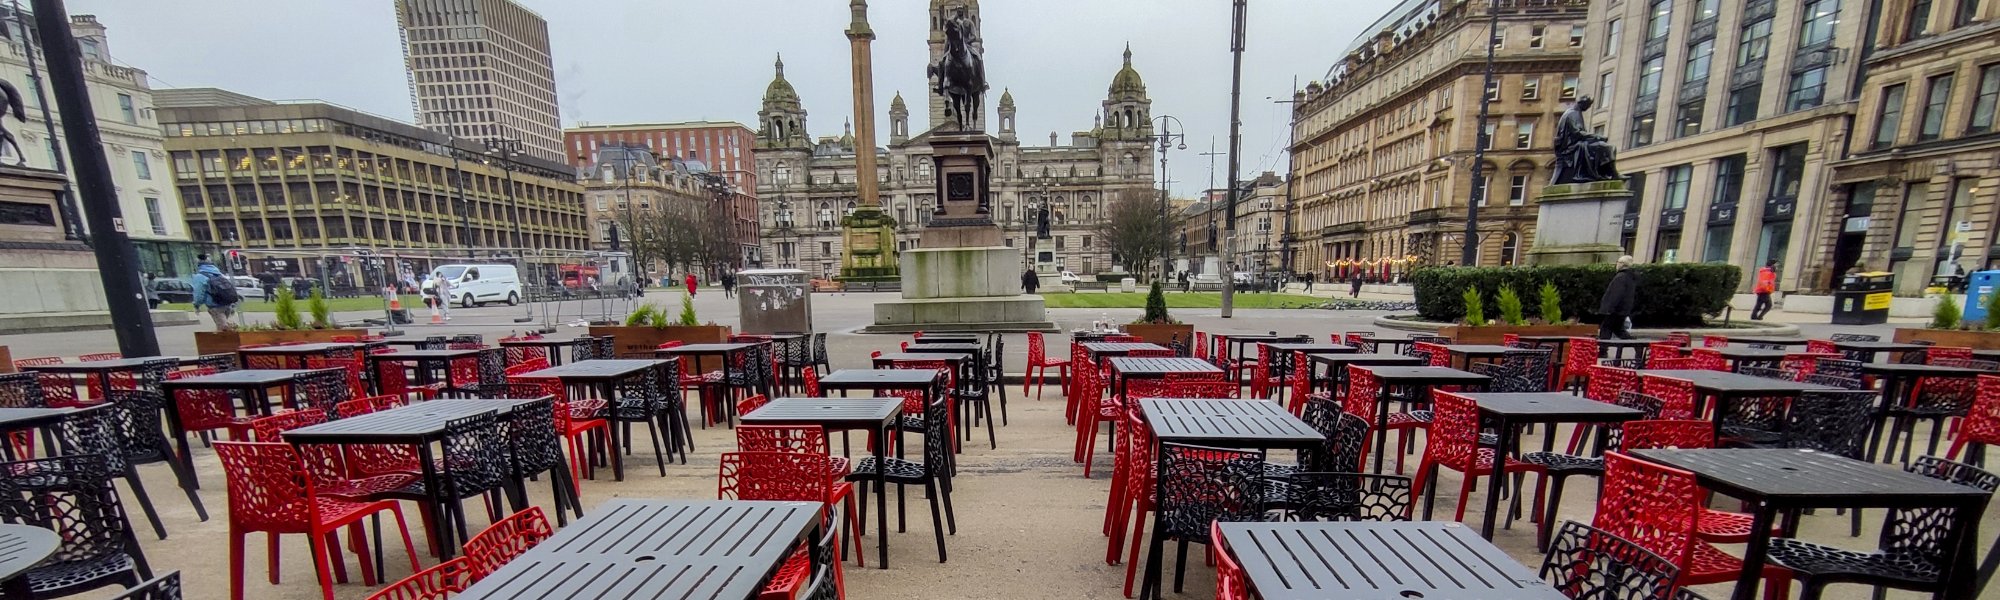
[1436, 324, 1599, 345]
[1893, 328, 2000, 349]
[1124, 323, 1194, 348]
[590, 325, 734, 367]
[193, 328, 371, 356]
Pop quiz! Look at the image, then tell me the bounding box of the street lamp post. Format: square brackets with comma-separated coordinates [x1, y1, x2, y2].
[1221, 0, 1248, 318]
[1150, 115, 1188, 283]
[481, 137, 525, 250]
[1464, 0, 1501, 266]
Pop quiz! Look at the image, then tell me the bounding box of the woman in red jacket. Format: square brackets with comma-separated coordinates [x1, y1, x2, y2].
[1751, 259, 1777, 320]
[684, 272, 698, 297]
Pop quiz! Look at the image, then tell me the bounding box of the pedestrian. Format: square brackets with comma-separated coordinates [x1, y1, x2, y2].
[1304, 272, 1315, 294]
[1021, 268, 1040, 294]
[1181, 271, 1193, 293]
[1751, 259, 1778, 320]
[258, 271, 279, 303]
[142, 272, 161, 309]
[191, 255, 239, 332]
[685, 272, 698, 297]
[1597, 255, 1640, 340]
[1350, 272, 1364, 298]
[722, 271, 737, 298]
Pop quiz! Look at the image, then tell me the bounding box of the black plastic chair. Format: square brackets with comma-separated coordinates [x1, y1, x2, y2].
[1469, 348, 1555, 393]
[380, 412, 511, 550]
[1804, 372, 1863, 391]
[1279, 472, 1412, 522]
[1144, 442, 1266, 597]
[1887, 358, 1997, 464]
[1521, 390, 1667, 549]
[568, 336, 598, 362]
[417, 335, 449, 351]
[591, 337, 617, 360]
[603, 362, 679, 474]
[90, 387, 210, 538]
[108, 571, 181, 600]
[1267, 400, 1367, 482]
[1771, 390, 1895, 537]
[445, 348, 509, 397]
[290, 368, 354, 419]
[502, 398, 581, 525]
[985, 333, 1009, 426]
[0, 372, 43, 409]
[186, 353, 238, 372]
[811, 333, 831, 374]
[446, 333, 484, 349]
[1537, 520, 1680, 600]
[1766, 457, 1999, 600]
[776, 334, 814, 394]
[846, 385, 956, 563]
[0, 454, 153, 598]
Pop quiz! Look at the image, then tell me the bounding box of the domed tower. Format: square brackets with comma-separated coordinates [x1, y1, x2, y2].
[757, 54, 809, 149]
[997, 88, 1016, 141]
[889, 91, 910, 145]
[928, 0, 985, 132]
[1100, 44, 1152, 142]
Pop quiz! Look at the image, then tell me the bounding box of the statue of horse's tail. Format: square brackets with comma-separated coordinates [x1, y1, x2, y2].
[0, 80, 20, 121]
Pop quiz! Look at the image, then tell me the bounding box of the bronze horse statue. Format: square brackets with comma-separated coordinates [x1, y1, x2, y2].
[928, 10, 986, 131]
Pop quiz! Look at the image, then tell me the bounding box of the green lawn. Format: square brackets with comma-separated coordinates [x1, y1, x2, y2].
[162, 295, 427, 313]
[1042, 292, 1328, 309]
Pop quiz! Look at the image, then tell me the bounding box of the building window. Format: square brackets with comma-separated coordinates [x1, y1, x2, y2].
[1919, 73, 1955, 141]
[1786, 67, 1828, 111]
[1663, 165, 1693, 210]
[1800, 0, 1839, 47]
[1629, 113, 1657, 147]
[1516, 121, 1535, 149]
[1737, 19, 1772, 66]
[1508, 175, 1529, 205]
[1637, 58, 1664, 98]
[1082, 235, 1092, 248]
[1482, 122, 1496, 150]
[1561, 75, 1579, 100]
[117, 94, 135, 124]
[1493, 26, 1505, 50]
[1908, 0, 1935, 39]
[1569, 26, 1584, 48]
[1712, 154, 1746, 206]
[1055, 236, 1066, 250]
[1655, 229, 1682, 262]
[1522, 78, 1540, 100]
[1755, 221, 1792, 273]
[1894, 183, 1928, 249]
[1599, 73, 1616, 106]
[1486, 80, 1500, 101]
[1676, 98, 1707, 138]
[143, 197, 166, 235]
[1646, 0, 1672, 40]
[1955, 0, 1981, 27]
[1725, 84, 1761, 126]
[1693, 0, 1720, 21]
[1970, 64, 2000, 134]
[1937, 178, 1977, 277]
[1684, 40, 1714, 83]
[1530, 25, 1545, 49]
[1768, 143, 1808, 199]
[1476, 175, 1491, 206]
[1499, 232, 1520, 266]
[821, 241, 832, 255]
[1702, 224, 1733, 262]
[131, 151, 151, 180]
[1605, 19, 1622, 56]
[1873, 84, 1907, 149]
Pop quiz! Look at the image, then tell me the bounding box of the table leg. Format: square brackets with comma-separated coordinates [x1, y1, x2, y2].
[416, 443, 455, 558]
[1141, 440, 1167, 600]
[368, 358, 386, 397]
[1481, 418, 1511, 540]
[1863, 376, 1903, 464]
[604, 381, 625, 482]
[164, 387, 197, 489]
[1372, 392, 1389, 475]
[1727, 505, 1778, 600]
[874, 417, 892, 569]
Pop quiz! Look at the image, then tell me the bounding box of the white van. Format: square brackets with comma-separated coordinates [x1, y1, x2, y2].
[432, 264, 522, 307]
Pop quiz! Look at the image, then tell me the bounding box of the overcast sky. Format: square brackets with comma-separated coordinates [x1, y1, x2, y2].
[72, 0, 1397, 196]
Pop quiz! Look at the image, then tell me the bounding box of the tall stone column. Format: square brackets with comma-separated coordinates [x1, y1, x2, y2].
[838, 0, 899, 283]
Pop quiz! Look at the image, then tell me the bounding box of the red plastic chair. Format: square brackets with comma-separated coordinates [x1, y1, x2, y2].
[1193, 331, 1210, 361]
[736, 393, 770, 417]
[1647, 342, 1690, 369]
[803, 366, 822, 397]
[239, 344, 287, 370]
[366, 556, 470, 600]
[1249, 344, 1284, 398]
[1025, 331, 1070, 400]
[462, 507, 553, 580]
[1805, 339, 1838, 355]
[305, 356, 369, 399]
[249, 408, 419, 500]
[1413, 341, 1451, 367]
[736, 425, 862, 565]
[1595, 452, 1792, 595]
[1343, 366, 1422, 473]
[1926, 346, 1974, 363]
[79, 352, 128, 400]
[1689, 348, 1728, 371]
[1285, 351, 1314, 415]
[1411, 391, 1543, 522]
[1212, 521, 1249, 600]
[1562, 337, 1600, 390]
[1947, 375, 2000, 462]
[718, 451, 846, 600]
[1113, 408, 1157, 597]
[215, 441, 422, 600]
[15, 356, 91, 409]
[1500, 333, 1521, 346]
[1662, 332, 1692, 346]
[1701, 335, 1730, 348]
[1639, 374, 1698, 420]
[171, 367, 255, 443]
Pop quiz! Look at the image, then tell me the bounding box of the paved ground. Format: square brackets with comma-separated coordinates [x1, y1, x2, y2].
[0, 288, 1981, 599]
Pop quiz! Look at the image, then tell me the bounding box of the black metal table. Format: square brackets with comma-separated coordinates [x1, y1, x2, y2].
[912, 334, 980, 344]
[455, 499, 821, 599]
[160, 369, 312, 481]
[902, 341, 987, 368]
[1596, 337, 1661, 363]
[1139, 398, 1321, 600]
[366, 348, 478, 391]
[0, 524, 57, 599]
[0, 407, 75, 460]
[1219, 334, 1286, 363]
[283, 398, 536, 558]
[655, 342, 762, 421]
[872, 352, 970, 367]
[1354, 366, 1491, 474]
[517, 359, 675, 480]
[1217, 521, 1564, 600]
[1632, 448, 1993, 600]
[1262, 342, 1355, 356]
[741, 398, 900, 569]
[1106, 357, 1222, 400]
[1728, 336, 1811, 347]
[1442, 343, 1515, 369]
[1831, 340, 1932, 363]
[498, 338, 573, 365]
[18, 356, 184, 401]
[1304, 353, 1425, 394]
[1639, 369, 1829, 428]
[236, 343, 360, 368]
[1353, 335, 1419, 355]
[1859, 362, 1989, 463]
[1080, 342, 1170, 373]
[1706, 346, 1791, 371]
[1462, 392, 1643, 540]
[1974, 349, 2000, 362]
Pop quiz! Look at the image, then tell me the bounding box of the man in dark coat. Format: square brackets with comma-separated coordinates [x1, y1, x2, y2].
[1597, 255, 1640, 339]
[1021, 268, 1040, 294]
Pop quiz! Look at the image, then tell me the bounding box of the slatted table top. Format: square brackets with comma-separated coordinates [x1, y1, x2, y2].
[1461, 392, 1645, 423]
[159, 369, 310, 387]
[1631, 449, 1992, 506]
[1304, 353, 1426, 367]
[871, 352, 970, 363]
[1705, 347, 1792, 360]
[0, 525, 58, 585]
[902, 343, 984, 353]
[18, 356, 184, 372]
[1857, 362, 1993, 377]
[1356, 366, 1492, 385]
[911, 334, 980, 344]
[1514, 335, 1580, 343]
[1596, 338, 1665, 348]
[1639, 369, 1833, 394]
[1263, 343, 1357, 354]
[1217, 521, 1563, 600]
[516, 359, 666, 380]
[366, 349, 480, 361]
[281, 399, 537, 444]
[1727, 336, 1811, 346]
[741, 398, 902, 428]
[654, 343, 757, 354]
[0, 408, 75, 432]
[1081, 342, 1169, 354]
[818, 369, 940, 387]
[1975, 350, 2000, 361]
[1139, 398, 1322, 449]
[237, 343, 359, 355]
[1830, 340, 1933, 352]
[496, 338, 570, 347]
[456, 499, 820, 600]
[1108, 357, 1223, 377]
[1442, 344, 1517, 356]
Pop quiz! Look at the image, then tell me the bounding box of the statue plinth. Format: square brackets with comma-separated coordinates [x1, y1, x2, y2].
[919, 132, 1002, 248]
[836, 207, 899, 283]
[1526, 180, 1631, 265]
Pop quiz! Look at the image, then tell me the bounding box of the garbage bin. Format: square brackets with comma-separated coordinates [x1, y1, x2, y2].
[737, 268, 813, 334]
[1960, 270, 2000, 324]
[1831, 271, 1894, 325]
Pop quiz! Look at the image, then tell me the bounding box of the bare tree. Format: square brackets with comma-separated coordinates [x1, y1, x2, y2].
[1095, 188, 1179, 279]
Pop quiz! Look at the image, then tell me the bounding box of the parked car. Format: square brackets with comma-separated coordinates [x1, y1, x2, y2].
[432, 263, 522, 307]
[230, 276, 263, 299]
[147, 278, 194, 304]
[1058, 271, 1081, 284]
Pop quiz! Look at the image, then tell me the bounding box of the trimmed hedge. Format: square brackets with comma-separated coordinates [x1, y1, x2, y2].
[1410, 263, 1741, 327]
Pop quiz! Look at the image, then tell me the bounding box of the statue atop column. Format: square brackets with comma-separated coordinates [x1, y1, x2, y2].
[1552, 96, 1621, 184]
[928, 7, 987, 132]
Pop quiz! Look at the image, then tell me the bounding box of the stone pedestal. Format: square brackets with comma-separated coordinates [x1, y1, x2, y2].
[0, 166, 195, 332]
[1527, 180, 1632, 265]
[836, 206, 899, 283]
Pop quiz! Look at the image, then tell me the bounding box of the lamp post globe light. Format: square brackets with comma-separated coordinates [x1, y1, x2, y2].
[1151, 114, 1187, 282]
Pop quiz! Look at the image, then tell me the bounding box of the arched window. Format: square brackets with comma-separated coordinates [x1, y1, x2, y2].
[1499, 232, 1519, 266]
[845, 200, 856, 215]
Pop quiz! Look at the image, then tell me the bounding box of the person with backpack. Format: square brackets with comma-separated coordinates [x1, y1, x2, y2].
[192, 254, 239, 332]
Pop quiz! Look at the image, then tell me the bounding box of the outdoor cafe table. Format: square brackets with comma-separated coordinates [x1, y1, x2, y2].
[0, 524, 57, 599]
[1706, 346, 1791, 371]
[1354, 366, 1491, 473]
[1138, 398, 1321, 600]
[1263, 343, 1357, 387]
[19, 356, 184, 396]
[1218, 333, 1286, 363]
[236, 342, 360, 368]
[1638, 369, 1829, 432]
[741, 398, 901, 569]
[455, 499, 821, 599]
[518, 359, 675, 478]
[366, 348, 478, 390]
[1728, 336, 1811, 348]
[1080, 342, 1169, 372]
[498, 337, 574, 365]
[1859, 362, 1991, 462]
[1440, 343, 1515, 369]
[817, 370, 941, 433]
[1217, 521, 1565, 600]
[1975, 349, 2000, 362]
[912, 333, 980, 344]
[1304, 353, 1425, 394]
[283, 398, 538, 558]
[160, 369, 312, 481]
[1831, 340, 1933, 363]
[1106, 357, 1221, 400]
[1460, 392, 1643, 541]
[654, 342, 763, 414]
[0, 408, 73, 460]
[1596, 337, 1660, 363]
[1352, 334, 1420, 355]
[902, 341, 988, 368]
[1632, 448, 1993, 600]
